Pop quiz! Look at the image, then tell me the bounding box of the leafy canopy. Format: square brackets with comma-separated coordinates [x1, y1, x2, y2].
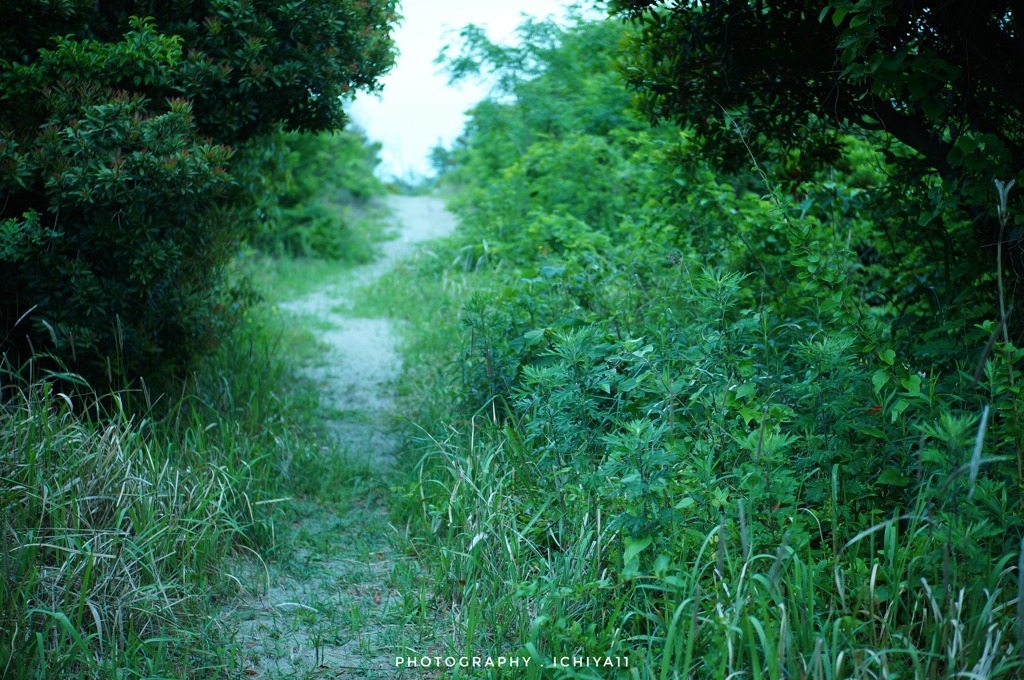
[613, 0, 1024, 325]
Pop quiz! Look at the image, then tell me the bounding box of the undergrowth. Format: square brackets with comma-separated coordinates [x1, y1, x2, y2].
[0, 304, 341, 678]
[1, 124, 397, 675]
[358, 12, 1024, 680]
[242, 129, 390, 263]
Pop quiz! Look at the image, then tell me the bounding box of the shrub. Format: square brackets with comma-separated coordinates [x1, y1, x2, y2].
[245, 129, 386, 260]
[391, 11, 1024, 677]
[0, 2, 397, 386]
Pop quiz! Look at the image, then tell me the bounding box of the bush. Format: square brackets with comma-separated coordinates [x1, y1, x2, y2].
[245, 129, 387, 260]
[388, 12, 1024, 677]
[0, 2, 396, 387]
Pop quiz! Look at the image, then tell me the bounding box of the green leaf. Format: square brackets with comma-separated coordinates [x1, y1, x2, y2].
[879, 349, 896, 365]
[523, 329, 546, 345]
[623, 536, 652, 567]
[920, 96, 943, 120]
[832, 7, 849, 26]
[917, 209, 939, 227]
[890, 398, 910, 422]
[735, 382, 755, 400]
[849, 13, 869, 28]
[900, 374, 922, 395]
[673, 497, 695, 510]
[540, 266, 564, 278]
[946, 144, 964, 167]
[877, 469, 910, 487]
[738, 406, 761, 425]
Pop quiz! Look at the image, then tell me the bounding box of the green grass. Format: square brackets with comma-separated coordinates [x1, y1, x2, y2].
[0, 246, 402, 677]
[204, 251, 454, 678]
[239, 201, 395, 305]
[348, 232, 469, 425]
[241, 253, 366, 306]
[0, 123, 413, 679]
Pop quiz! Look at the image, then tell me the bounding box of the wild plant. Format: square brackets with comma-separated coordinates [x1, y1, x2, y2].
[384, 11, 1024, 678]
[1, 316, 321, 678]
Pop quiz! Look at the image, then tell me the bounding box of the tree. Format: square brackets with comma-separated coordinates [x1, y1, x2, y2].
[436, 15, 642, 184]
[613, 0, 1024, 329]
[0, 1, 396, 384]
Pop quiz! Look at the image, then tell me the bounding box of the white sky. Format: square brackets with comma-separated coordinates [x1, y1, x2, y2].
[349, 0, 586, 181]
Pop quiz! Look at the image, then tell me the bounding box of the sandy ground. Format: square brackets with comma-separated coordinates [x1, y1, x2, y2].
[282, 195, 456, 412]
[222, 195, 456, 678]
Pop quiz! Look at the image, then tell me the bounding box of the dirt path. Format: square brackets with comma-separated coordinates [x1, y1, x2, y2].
[281, 195, 456, 416]
[222, 195, 456, 678]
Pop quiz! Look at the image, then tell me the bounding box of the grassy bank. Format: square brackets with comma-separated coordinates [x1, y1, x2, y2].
[359, 198, 1024, 679]
[1, 191, 395, 677]
[0, 302, 338, 678]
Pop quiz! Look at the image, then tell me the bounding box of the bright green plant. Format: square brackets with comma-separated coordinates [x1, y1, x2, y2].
[378, 9, 1024, 678]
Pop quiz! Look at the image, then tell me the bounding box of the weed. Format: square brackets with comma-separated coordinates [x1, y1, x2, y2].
[0, 309, 325, 677]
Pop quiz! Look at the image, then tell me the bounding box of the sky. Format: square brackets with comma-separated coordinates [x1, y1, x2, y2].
[349, 0, 586, 181]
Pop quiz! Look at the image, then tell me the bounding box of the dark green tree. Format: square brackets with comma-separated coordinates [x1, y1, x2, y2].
[613, 0, 1024, 330]
[0, 1, 396, 384]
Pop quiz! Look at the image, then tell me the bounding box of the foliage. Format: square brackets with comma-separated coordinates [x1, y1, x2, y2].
[0, 309, 328, 678]
[611, 0, 1024, 336]
[383, 11, 1024, 678]
[437, 14, 643, 186]
[0, 0, 396, 143]
[0, 1, 397, 386]
[244, 129, 386, 260]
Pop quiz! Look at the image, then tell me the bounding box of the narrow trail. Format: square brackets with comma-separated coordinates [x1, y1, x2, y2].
[280, 195, 456, 463]
[222, 195, 456, 679]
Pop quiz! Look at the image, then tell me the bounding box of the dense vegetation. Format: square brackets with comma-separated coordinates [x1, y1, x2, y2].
[0, 140, 390, 678]
[0, 0, 396, 386]
[614, 0, 1024, 346]
[244, 128, 387, 261]
[0, 129, 390, 679]
[0, 3, 397, 677]
[5, 0, 1024, 677]
[371, 7, 1024, 677]
[1, 316, 338, 677]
